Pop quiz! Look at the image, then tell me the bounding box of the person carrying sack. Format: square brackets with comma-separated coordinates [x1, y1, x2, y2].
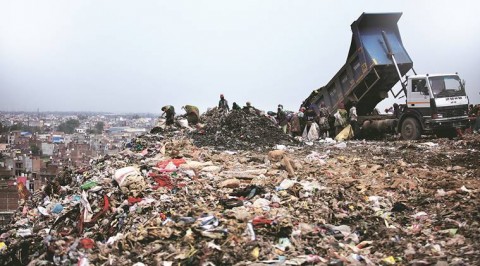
[349, 101, 361, 139]
[334, 103, 348, 136]
[182, 105, 200, 126]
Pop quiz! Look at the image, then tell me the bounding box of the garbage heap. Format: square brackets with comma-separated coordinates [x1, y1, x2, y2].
[1, 132, 480, 265]
[192, 108, 295, 150]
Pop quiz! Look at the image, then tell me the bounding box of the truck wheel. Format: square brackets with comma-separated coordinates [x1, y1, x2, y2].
[401, 118, 421, 140]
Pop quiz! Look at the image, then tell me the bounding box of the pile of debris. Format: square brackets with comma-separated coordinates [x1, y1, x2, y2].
[1, 130, 480, 265]
[192, 108, 295, 150]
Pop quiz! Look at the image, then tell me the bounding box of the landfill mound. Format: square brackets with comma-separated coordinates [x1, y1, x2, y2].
[2, 132, 480, 265]
[192, 109, 295, 150]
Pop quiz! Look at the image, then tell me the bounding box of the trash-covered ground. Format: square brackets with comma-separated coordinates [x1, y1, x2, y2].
[1, 120, 480, 265]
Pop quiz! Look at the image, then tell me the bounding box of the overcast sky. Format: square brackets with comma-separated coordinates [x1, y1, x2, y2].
[1, 0, 479, 114]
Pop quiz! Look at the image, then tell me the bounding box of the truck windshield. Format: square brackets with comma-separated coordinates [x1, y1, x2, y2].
[429, 76, 466, 98]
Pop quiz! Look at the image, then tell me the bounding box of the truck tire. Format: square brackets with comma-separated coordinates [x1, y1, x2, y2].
[401, 117, 421, 140]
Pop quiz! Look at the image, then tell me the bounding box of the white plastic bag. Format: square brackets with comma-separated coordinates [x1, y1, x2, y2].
[177, 118, 190, 128]
[156, 118, 166, 129]
[278, 179, 296, 190]
[307, 123, 319, 140]
[114, 166, 140, 187]
[302, 122, 319, 141]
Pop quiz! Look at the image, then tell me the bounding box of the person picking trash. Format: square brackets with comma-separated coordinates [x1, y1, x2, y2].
[181, 105, 200, 126]
[161, 105, 175, 126]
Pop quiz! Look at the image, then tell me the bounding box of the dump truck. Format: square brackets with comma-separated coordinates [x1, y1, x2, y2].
[302, 12, 470, 139]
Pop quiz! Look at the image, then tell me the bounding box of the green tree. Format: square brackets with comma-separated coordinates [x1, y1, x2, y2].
[9, 123, 23, 131]
[57, 119, 80, 134]
[30, 144, 41, 156]
[94, 122, 105, 134]
[3, 123, 42, 134]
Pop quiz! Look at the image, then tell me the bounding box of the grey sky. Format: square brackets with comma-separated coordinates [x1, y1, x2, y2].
[1, 0, 479, 114]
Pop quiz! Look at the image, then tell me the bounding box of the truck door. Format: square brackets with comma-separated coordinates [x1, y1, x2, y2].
[408, 78, 430, 111]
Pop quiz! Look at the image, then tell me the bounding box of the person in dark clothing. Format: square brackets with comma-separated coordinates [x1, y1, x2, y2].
[333, 102, 348, 136]
[290, 112, 301, 137]
[232, 102, 241, 110]
[181, 105, 200, 126]
[468, 104, 474, 116]
[302, 105, 320, 140]
[475, 104, 480, 133]
[276, 104, 288, 133]
[318, 102, 330, 138]
[349, 101, 361, 139]
[468, 104, 478, 133]
[328, 115, 336, 138]
[393, 103, 400, 119]
[298, 107, 306, 134]
[161, 105, 175, 126]
[304, 105, 318, 132]
[243, 102, 256, 114]
[218, 94, 230, 112]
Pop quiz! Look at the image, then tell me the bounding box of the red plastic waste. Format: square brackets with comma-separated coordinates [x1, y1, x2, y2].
[160, 212, 167, 220]
[156, 159, 186, 169]
[78, 195, 110, 233]
[149, 173, 174, 190]
[128, 197, 143, 205]
[80, 238, 95, 249]
[252, 216, 274, 227]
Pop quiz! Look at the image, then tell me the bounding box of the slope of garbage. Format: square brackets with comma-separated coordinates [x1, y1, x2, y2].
[192, 109, 296, 150]
[1, 121, 480, 265]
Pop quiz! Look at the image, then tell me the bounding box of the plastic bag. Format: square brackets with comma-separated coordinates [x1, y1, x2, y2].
[302, 122, 319, 141]
[335, 125, 353, 141]
[177, 118, 190, 128]
[308, 123, 319, 140]
[114, 167, 140, 187]
[156, 118, 166, 129]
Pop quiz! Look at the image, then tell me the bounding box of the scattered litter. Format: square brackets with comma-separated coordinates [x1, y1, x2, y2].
[334, 142, 347, 149]
[2, 118, 480, 265]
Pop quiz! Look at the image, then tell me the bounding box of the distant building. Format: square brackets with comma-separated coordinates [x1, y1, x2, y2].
[13, 158, 24, 177]
[106, 127, 146, 134]
[41, 143, 54, 156]
[40, 163, 59, 181]
[106, 127, 129, 134]
[51, 135, 64, 144]
[37, 134, 49, 141]
[0, 143, 8, 152]
[0, 164, 13, 180]
[20, 132, 32, 138]
[0, 180, 18, 226]
[75, 128, 86, 134]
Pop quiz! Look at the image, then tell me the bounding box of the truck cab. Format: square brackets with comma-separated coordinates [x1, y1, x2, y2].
[401, 74, 469, 139]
